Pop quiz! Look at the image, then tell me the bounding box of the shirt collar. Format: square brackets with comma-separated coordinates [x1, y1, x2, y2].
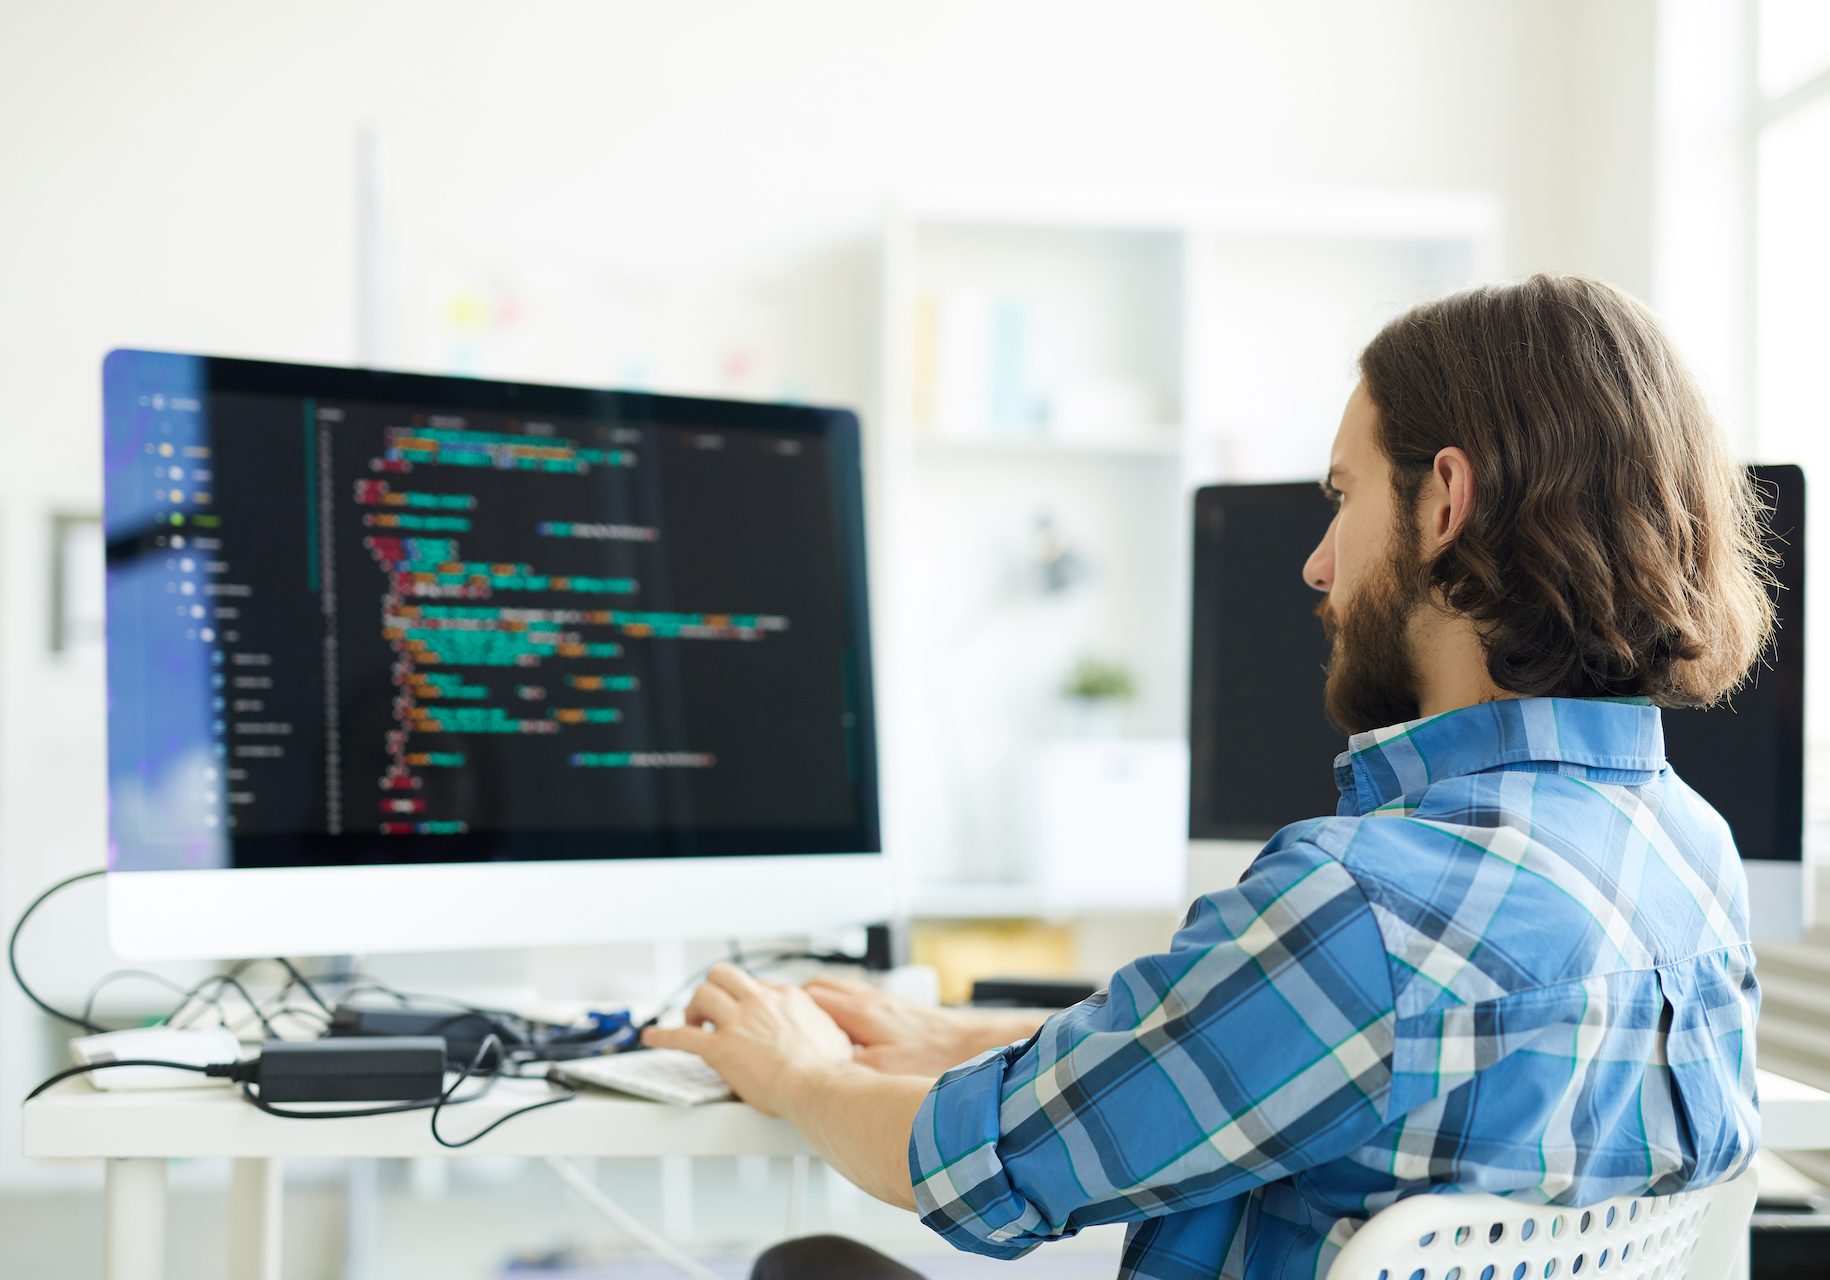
[1333, 696, 1667, 816]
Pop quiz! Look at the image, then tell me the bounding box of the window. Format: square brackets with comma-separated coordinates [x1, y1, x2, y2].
[1758, 0, 1830, 98]
[1750, 2, 1830, 757]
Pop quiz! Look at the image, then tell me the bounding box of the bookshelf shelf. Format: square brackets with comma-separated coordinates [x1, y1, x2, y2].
[870, 189, 1501, 915]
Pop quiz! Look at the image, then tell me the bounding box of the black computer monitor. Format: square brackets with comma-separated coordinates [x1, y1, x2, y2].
[1663, 465, 1805, 865]
[1188, 467, 1805, 866]
[101, 349, 887, 958]
[1188, 482, 1340, 839]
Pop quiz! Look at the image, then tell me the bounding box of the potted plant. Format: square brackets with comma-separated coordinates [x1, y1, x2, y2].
[1060, 656, 1134, 738]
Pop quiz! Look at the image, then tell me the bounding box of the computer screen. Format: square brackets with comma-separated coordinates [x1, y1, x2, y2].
[1662, 464, 1805, 864]
[1188, 483, 1341, 839]
[104, 350, 880, 878]
[1189, 467, 1805, 866]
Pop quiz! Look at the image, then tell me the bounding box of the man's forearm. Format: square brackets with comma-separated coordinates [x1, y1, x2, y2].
[956, 1009, 1048, 1059]
[783, 1062, 932, 1211]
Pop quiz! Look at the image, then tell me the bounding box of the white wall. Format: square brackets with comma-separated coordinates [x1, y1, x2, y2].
[0, 0, 1662, 1182]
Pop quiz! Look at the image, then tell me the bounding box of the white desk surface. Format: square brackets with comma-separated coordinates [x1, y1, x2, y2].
[22, 1077, 810, 1160]
[23, 1068, 1830, 1162]
[1753, 1069, 1830, 1151]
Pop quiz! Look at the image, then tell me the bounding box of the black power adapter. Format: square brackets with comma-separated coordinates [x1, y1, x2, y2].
[328, 1004, 509, 1063]
[247, 1037, 446, 1103]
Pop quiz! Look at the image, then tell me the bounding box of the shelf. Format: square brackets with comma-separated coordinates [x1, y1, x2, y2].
[877, 193, 1501, 925]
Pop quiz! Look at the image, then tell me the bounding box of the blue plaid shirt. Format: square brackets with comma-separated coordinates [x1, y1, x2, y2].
[910, 697, 1759, 1279]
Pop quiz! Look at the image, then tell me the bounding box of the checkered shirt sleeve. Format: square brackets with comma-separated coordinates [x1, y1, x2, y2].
[908, 840, 1397, 1259]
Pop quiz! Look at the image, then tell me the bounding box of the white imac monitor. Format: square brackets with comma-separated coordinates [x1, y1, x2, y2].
[1188, 469, 1810, 941]
[102, 350, 889, 960]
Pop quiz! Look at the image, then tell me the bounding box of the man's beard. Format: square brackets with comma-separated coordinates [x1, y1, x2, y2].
[1317, 535, 1427, 736]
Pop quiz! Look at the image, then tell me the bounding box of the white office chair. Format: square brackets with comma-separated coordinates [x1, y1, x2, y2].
[1326, 1170, 1759, 1280]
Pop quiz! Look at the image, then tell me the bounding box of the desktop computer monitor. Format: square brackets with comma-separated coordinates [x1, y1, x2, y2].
[102, 350, 888, 959]
[1188, 467, 1809, 939]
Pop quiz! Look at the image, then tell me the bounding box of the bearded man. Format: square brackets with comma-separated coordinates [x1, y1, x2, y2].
[645, 274, 1773, 1280]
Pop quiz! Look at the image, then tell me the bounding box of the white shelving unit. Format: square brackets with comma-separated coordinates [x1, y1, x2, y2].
[870, 189, 1502, 919]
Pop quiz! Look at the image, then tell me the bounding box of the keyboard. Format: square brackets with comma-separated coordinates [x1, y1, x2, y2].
[550, 1048, 735, 1106]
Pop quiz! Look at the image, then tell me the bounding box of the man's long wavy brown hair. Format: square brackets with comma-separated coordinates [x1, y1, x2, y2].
[1358, 273, 1777, 708]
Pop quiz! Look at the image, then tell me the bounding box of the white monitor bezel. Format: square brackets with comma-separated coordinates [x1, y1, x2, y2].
[108, 854, 894, 960]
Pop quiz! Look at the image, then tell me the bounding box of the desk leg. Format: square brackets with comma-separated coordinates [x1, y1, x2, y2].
[343, 1158, 381, 1280]
[787, 1156, 809, 1236]
[229, 1158, 283, 1280]
[661, 1155, 692, 1239]
[104, 1157, 167, 1280]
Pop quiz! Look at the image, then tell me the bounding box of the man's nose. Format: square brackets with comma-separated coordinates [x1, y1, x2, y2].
[1303, 516, 1336, 593]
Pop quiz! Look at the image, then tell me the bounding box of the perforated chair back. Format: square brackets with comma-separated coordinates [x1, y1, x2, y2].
[1325, 1170, 1758, 1280]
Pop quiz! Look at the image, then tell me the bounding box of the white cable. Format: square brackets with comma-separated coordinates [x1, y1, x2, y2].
[542, 1155, 720, 1280]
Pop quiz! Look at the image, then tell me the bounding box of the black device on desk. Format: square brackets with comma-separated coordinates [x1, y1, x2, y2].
[1188, 467, 1806, 872]
[970, 978, 1099, 1008]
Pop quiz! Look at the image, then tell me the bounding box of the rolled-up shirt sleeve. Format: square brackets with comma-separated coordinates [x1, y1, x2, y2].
[907, 840, 1397, 1259]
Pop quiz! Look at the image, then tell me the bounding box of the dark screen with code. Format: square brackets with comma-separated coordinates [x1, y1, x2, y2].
[104, 352, 879, 871]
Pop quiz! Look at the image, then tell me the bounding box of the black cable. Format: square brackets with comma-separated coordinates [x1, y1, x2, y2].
[144, 970, 236, 1031]
[222, 961, 364, 1037]
[24, 1057, 218, 1102]
[237, 1040, 489, 1120]
[13, 879, 824, 1143]
[160, 963, 254, 1031]
[233, 1032, 560, 1135]
[343, 983, 520, 1027]
[80, 969, 198, 1028]
[421, 1007, 525, 1043]
[335, 980, 417, 1007]
[165, 966, 336, 1038]
[228, 1003, 331, 1037]
[9, 873, 537, 1048]
[25, 1042, 571, 1151]
[238, 1084, 454, 1120]
[9, 868, 108, 1033]
[166, 972, 282, 1039]
[272, 957, 336, 1014]
[163, 985, 231, 1031]
[9, 872, 331, 1040]
[331, 982, 531, 1056]
[430, 1033, 576, 1149]
[496, 1059, 565, 1080]
[435, 1082, 574, 1146]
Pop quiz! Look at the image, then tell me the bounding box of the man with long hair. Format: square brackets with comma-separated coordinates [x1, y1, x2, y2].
[647, 274, 1771, 1279]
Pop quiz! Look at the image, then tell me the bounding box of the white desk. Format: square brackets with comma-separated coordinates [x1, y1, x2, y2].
[22, 1077, 808, 1280]
[1755, 1069, 1830, 1150]
[23, 1069, 1830, 1280]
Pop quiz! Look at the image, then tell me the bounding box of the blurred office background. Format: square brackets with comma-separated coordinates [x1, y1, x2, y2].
[2, 1, 1828, 1275]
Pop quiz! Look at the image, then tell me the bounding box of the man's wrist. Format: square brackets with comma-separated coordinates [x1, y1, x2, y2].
[780, 1057, 864, 1127]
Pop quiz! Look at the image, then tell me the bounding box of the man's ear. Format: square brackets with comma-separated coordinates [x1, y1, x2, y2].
[1425, 446, 1475, 552]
